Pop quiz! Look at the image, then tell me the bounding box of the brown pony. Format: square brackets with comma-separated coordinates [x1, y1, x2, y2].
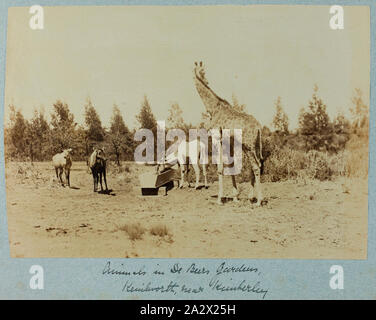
[88, 148, 108, 192]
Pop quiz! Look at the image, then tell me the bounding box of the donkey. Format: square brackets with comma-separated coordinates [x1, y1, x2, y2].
[88, 148, 108, 192]
[158, 139, 208, 189]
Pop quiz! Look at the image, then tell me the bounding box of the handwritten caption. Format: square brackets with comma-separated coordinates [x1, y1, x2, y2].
[102, 261, 269, 299]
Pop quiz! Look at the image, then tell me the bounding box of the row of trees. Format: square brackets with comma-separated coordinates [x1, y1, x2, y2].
[6, 98, 139, 163]
[4, 86, 369, 163]
[268, 86, 368, 155]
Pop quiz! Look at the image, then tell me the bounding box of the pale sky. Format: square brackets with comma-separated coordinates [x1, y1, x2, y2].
[4, 5, 370, 130]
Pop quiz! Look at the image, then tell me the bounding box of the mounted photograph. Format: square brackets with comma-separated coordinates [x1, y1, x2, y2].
[3, 5, 370, 259]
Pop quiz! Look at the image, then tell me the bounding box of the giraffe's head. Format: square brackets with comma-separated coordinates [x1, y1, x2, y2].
[194, 61, 209, 86]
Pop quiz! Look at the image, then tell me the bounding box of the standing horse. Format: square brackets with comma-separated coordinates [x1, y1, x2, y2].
[158, 139, 208, 189]
[52, 148, 73, 187]
[88, 148, 108, 192]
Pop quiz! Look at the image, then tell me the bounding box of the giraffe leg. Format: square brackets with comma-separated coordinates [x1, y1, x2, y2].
[248, 169, 255, 201]
[217, 163, 224, 205]
[192, 164, 200, 189]
[251, 160, 263, 206]
[217, 139, 224, 205]
[231, 175, 239, 202]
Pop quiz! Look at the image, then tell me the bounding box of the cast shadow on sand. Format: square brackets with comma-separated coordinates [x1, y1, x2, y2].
[191, 185, 209, 190]
[97, 189, 116, 196]
[182, 184, 209, 190]
[210, 195, 268, 205]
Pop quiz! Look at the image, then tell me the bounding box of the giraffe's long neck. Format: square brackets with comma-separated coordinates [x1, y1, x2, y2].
[193, 70, 232, 117]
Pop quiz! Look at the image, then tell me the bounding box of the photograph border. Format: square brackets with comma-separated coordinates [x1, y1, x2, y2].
[0, 0, 374, 300]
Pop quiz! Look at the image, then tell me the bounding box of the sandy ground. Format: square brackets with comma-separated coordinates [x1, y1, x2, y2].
[5, 161, 368, 259]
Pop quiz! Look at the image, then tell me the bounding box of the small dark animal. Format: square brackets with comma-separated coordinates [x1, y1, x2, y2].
[88, 148, 108, 192]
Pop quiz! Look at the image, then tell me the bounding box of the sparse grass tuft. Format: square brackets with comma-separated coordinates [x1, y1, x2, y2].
[14, 162, 49, 186]
[118, 223, 146, 241]
[150, 224, 174, 244]
[150, 224, 170, 237]
[107, 162, 131, 175]
[343, 136, 368, 178]
[260, 148, 337, 182]
[342, 181, 351, 194]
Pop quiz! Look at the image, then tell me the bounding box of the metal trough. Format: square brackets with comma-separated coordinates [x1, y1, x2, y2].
[139, 168, 178, 196]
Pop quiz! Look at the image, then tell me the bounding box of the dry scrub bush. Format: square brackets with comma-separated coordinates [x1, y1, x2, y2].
[261, 142, 368, 182]
[160, 133, 368, 184]
[106, 161, 133, 189]
[196, 148, 339, 183]
[15, 162, 49, 186]
[343, 136, 368, 178]
[261, 148, 342, 182]
[118, 223, 146, 241]
[344, 150, 368, 178]
[150, 224, 170, 237]
[150, 224, 174, 244]
[107, 161, 131, 176]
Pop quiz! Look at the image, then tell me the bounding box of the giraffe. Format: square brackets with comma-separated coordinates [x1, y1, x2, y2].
[193, 61, 263, 206]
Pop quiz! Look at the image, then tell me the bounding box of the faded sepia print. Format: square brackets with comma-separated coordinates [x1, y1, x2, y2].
[4, 6, 369, 258]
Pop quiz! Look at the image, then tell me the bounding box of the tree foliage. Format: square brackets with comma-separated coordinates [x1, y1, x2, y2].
[272, 97, 289, 135]
[3, 85, 368, 164]
[7, 105, 28, 160]
[50, 100, 77, 154]
[350, 88, 369, 137]
[84, 98, 105, 146]
[136, 95, 157, 132]
[26, 109, 50, 161]
[107, 105, 133, 164]
[166, 102, 193, 136]
[167, 103, 184, 129]
[298, 85, 333, 151]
